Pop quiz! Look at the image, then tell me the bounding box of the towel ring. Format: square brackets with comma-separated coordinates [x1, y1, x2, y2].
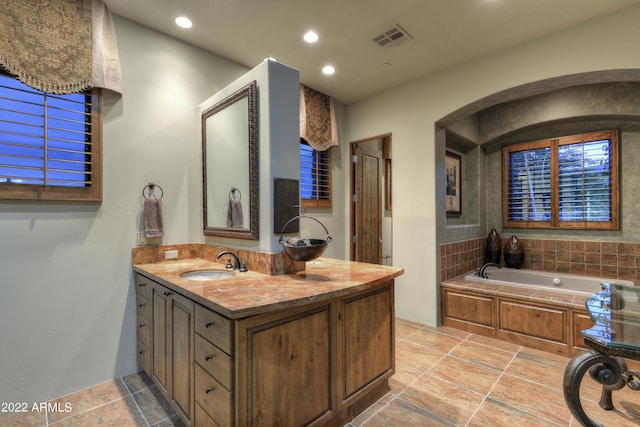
[143, 182, 164, 199]
[229, 187, 241, 201]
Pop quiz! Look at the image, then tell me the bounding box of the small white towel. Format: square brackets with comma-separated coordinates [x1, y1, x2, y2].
[144, 198, 164, 238]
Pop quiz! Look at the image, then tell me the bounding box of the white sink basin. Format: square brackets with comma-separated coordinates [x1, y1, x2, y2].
[179, 270, 234, 281]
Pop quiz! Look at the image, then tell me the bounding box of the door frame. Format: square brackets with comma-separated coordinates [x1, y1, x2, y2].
[350, 133, 392, 263]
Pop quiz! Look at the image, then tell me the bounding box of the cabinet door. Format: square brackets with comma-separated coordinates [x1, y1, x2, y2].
[150, 282, 194, 424]
[152, 284, 169, 395]
[341, 285, 393, 400]
[169, 292, 194, 423]
[239, 304, 333, 427]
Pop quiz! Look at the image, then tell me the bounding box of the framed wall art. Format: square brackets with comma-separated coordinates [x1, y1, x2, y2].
[445, 151, 461, 215]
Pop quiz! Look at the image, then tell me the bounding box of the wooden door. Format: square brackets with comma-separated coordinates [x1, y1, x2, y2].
[352, 143, 382, 264]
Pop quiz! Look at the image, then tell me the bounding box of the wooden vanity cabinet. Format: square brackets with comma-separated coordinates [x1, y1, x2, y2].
[135, 272, 395, 427]
[135, 275, 195, 425]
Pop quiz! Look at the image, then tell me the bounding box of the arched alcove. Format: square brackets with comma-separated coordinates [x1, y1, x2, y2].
[436, 70, 640, 248]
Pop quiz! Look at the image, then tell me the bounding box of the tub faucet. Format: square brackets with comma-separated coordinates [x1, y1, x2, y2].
[476, 262, 501, 279]
[216, 251, 248, 272]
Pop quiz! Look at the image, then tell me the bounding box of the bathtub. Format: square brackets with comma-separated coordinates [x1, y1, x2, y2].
[464, 267, 634, 295]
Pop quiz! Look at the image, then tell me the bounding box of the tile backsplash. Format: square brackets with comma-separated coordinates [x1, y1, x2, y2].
[440, 237, 640, 285]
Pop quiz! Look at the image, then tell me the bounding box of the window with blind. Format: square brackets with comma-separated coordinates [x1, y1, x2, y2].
[503, 130, 619, 230]
[300, 139, 331, 208]
[0, 71, 102, 202]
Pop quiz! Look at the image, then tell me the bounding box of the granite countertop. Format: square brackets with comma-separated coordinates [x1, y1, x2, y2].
[134, 257, 404, 319]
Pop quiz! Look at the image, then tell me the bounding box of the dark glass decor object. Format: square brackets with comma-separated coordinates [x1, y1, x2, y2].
[485, 229, 501, 264]
[503, 235, 525, 268]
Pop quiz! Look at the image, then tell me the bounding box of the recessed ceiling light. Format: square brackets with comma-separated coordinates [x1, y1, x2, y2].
[304, 31, 319, 43]
[175, 16, 192, 29]
[322, 65, 335, 75]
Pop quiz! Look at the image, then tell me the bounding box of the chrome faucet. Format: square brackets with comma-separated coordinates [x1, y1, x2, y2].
[476, 262, 501, 279]
[216, 251, 248, 272]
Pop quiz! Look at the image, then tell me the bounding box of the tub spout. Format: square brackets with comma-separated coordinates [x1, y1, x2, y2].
[476, 262, 502, 279]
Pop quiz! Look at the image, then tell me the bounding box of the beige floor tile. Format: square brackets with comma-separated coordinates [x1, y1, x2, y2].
[395, 320, 423, 339]
[360, 398, 454, 427]
[389, 362, 424, 395]
[49, 396, 145, 426]
[489, 372, 572, 426]
[349, 394, 392, 427]
[467, 398, 562, 427]
[430, 355, 503, 395]
[46, 379, 130, 424]
[569, 395, 640, 427]
[0, 410, 47, 427]
[395, 340, 446, 372]
[466, 333, 522, 353]
[403, 328, 463, 354]
[505, 352, 567, 391]
[449, 340, 516, 371]
[398, 372, 484, 425]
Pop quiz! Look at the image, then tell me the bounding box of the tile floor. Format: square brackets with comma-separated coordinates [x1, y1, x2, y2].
[2, 318, 640, 426]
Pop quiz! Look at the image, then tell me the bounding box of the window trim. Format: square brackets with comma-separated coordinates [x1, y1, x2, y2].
[0, 84, 103, 203]
[300, 140, 332, 208]
[502, 129, 619, 230]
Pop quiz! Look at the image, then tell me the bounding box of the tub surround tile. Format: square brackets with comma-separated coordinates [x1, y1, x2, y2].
[442, 236, 640, 286]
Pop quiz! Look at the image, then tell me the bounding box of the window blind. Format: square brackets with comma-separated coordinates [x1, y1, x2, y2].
[300, 140, 330, 202]
[558, 140, 611, 222]
[506, 147, 551, 221]
[0, 72, 92, 187]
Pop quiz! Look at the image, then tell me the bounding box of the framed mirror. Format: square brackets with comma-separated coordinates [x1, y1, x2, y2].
[202, 80, 259, 240]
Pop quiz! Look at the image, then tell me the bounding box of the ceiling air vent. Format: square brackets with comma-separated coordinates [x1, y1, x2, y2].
[372, 24, 412, 48]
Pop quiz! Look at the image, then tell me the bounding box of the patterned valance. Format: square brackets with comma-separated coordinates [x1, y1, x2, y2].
[299, 85, 339, 151]
[0, 0, 121, 94]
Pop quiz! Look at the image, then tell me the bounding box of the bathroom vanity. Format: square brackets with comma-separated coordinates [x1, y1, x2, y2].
[133, 258, 403, 427]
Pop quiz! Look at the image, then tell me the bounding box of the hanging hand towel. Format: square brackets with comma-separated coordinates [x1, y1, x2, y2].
[144, 198, 164, 238]
[227, 200, 243, 228]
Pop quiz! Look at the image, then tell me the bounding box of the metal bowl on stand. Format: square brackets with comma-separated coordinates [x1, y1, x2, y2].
[278, 215, 332, 262]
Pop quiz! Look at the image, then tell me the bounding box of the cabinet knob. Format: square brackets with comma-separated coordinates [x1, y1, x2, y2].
[205, 354, 213, 361]
[139, 324, 145, 328]
[163, 291, 173, 297]
[138, 303, 145, 308]
[205, 322, 214, 328]
[205, 387, 214, 394]
[138, 283, 146, 287]
[138, 350, 145, 354]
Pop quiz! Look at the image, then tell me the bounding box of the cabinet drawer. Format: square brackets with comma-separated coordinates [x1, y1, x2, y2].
[195, 333, 233, 390]
[135, 274, 153, 299]
[195, 304, 233, 355]
[137, 312, 151, 347]
[195, 403, 221, 427]
[195, 364, 232, 427]
[136, 294, 151, 321]
[137, 338, 151, 375]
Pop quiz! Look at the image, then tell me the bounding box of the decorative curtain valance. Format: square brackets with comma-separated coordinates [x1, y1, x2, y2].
[299, 84, 339, 151]
[0, 0, 122, 94]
